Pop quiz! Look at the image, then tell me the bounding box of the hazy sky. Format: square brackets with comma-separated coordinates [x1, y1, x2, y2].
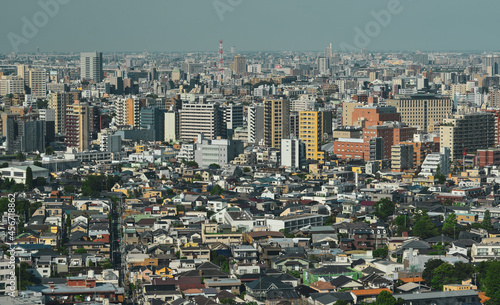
[2, 0, 499, 53]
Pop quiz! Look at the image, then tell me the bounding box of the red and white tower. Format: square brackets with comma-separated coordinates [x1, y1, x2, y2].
[218, 40, 224, 72]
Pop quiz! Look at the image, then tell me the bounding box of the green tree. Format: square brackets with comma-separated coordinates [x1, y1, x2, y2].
[413, 209, 439, 239]
[100, 259, 113, 269]
[25, 166, 34, 190]
[16, 151, 26, 162]
[185, 161, 198, 168]
[482, 261, 500, 302]
[333, 301, 348, 305]
[374, 198, 395, 221]
[220, 298, 236, 305]
[442, 213, 458, 237]
[33, 161, 42, 167]
[45, 146, 55, 155]
[64, 185, 77, 193]
[209, 163, 221, 169]
[373, 247, 388, 258]
[374, 290, 404, 305]
[394, 214, 409, 236]
[16, 262, 36, 290]
[82, 175, 107, 197]
[483, 210, 493, 231]
[210, 185, 224, 195]
[106, 174, 121, 191]
[37, 100, 49, 109]
[74, 248, 87, 254]
[431, 262, 456, 290]
[176, 205, 185, 213]
[243, 167, 251, 173]
[422, 259, 444, 284]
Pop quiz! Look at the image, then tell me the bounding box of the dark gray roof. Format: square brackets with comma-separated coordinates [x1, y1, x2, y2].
[309, 265, 352, 275]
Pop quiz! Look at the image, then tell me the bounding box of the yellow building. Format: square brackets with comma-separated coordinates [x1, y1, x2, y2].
[352, 167, 363, 174]
[443, 279, 477, 291]
[299, 111, 325, 163]
[457, 213, 478, 224]
[154, 266, 173, 278]
[126, 98, 139, 127]
[136, 145, 145, 153]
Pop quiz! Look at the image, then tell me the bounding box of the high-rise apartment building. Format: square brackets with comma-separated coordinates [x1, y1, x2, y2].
[0, 76, 24, 96]
[299, 111, 325, 163]
[65, 102, 90, 152]
[391, 144, 414, 172]
[180, 102, 224, 141]
[80, 52, 104, 82]
[440, 112, 495, 161]
[27, 68, 47, 99]
[115, 98, 140, 128]
[48, 92, 72, 134]
[248, 106, 264, 144]
[263, 99, 290, 149]
[489, 91, 500, 108]
[387, 96, 453, 132]
[230, 55, 247, 75]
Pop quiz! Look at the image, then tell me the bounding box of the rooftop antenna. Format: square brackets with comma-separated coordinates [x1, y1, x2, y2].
[218, 40, 224, 73]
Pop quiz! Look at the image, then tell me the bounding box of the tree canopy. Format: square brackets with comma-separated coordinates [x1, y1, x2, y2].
[483, 210, 493, 231]
[442, 213, 458, 237]
[413, 209, 438, 239]
[210, 185, 224, 195]
[374, 198, 395, 221]
[374, 290, 404, 305]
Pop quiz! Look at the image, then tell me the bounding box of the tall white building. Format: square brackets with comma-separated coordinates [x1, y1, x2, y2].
[80, 52, 104, 82]
[420, 147, 451, 177]
[281, 138, 306, 169]
[247, 105, 264, 144]
[180, 102, 224, 141]
[164, 111, 178, 142]
[317, 56, 330, 75]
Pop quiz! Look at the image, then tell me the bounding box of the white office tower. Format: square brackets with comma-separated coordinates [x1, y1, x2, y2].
[281, 138, 306, 169]
[80, 52, 104, 82]
[420, 147, 451, 177]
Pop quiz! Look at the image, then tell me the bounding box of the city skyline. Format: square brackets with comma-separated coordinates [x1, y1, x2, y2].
[3, 0, 500, 53]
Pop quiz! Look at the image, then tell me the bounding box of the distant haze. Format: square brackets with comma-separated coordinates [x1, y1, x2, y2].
[2, 0, 499, 53]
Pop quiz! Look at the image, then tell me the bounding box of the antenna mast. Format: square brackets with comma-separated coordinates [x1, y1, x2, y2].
[218, 40, 224, 72]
